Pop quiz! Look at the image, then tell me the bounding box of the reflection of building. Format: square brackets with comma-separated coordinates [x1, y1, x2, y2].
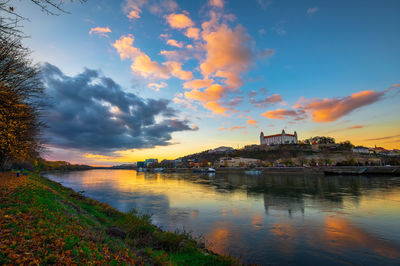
[260, 130, 298, 145]
[263, 194, 304, 216]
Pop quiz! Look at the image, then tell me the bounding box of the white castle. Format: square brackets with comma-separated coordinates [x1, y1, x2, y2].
[260, 130, 298, 145]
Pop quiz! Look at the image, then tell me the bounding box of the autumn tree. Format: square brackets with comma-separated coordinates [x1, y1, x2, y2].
[0, 83, 41, 168]
[0, 0, 87, 170]
[0, 37, 44, 169]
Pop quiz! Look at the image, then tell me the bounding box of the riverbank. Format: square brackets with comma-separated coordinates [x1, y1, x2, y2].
[0, 172, 237, 265]
[133, 166, 400, 176]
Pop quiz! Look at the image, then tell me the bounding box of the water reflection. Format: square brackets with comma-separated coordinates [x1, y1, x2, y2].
[46, 170, 400, 265]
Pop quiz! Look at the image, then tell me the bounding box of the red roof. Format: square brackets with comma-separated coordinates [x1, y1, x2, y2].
[264, 133, 296, 139]
[264, 134, 282, 138]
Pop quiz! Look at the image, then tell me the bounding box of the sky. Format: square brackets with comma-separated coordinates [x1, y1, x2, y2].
[10, 0, 400, 165]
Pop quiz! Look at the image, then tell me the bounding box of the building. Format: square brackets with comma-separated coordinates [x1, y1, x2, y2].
[144, 158, 158, 167]
[352, 146, 370, 154]
[260, 130, 298, 145]
[218, 157, 260, 167]
[372, 146, 389, 155]
[137, 161, 145, 168]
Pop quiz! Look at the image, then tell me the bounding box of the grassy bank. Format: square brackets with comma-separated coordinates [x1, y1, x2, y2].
[0, 172, 237, 265]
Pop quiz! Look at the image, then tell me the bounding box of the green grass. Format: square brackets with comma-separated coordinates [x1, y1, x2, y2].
[0, 172, 238, 265]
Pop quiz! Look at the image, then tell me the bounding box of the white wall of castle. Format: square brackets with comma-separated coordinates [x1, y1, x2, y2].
[260, 133, 298, 145]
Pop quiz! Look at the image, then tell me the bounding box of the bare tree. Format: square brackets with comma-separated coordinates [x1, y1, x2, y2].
[0, 0, 87, 38]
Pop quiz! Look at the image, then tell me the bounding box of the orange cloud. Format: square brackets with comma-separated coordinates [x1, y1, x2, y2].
[205, 101, 229, 115]
[185, 27, 200, 40]
[299, 90, 385, 122]
[183, 79, 213, 90]
[113, 35, 192, 80]
[184, 84, 232, 114]
[127, 10, 140, 19]
[148, 82, 167, 92]
[246, 119, 258, 126]
[166, 39, 184, 48]
[262, 109, 305, 120]
[200, 16, 252, 89]
[124, 0, 142, 19]
[112, 34, 141, 60]
[131, 53, 170, 79]
[185, 84, 226, 102]
[180, 12, 262, 115]
[164, 61, 193, 80]
[268, 86, 399, 122]
[347, 125, 364, 130]
[191, 124, 199, 130]
[219, 127, 228, 131]
[165, 13, 194, 29]
[230, 126, 246, 131]
[89, 27, 111, 37]
[209, 0, 224, 8]
[364, 134, 400, 141]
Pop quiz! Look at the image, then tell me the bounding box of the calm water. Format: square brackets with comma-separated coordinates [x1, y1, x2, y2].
[45, 169, 400, 265]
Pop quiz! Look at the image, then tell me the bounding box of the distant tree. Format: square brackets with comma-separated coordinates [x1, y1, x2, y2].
[303, 136, 336, 145]
[339, 140, 354, 151]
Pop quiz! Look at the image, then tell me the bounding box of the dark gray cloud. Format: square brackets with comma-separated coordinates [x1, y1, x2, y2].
[41, 63, 195, 154]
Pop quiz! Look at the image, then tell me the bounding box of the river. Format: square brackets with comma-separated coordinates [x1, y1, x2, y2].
[45, 169, 400, 265]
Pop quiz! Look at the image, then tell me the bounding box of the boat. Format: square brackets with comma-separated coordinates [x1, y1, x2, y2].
[192, 168, 216, 173]
[245, 169, 261, 175]
[207, 168, 216, 173]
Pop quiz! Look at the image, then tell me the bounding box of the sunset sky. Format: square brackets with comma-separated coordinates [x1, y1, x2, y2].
[14, 0, 400, 165]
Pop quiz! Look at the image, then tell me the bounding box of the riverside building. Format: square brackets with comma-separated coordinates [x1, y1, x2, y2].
[260, 130, 298, 145]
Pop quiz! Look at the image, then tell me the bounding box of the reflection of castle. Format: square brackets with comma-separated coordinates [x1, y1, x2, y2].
[263, 194, 304, 216]
[260, 130, 298, 145]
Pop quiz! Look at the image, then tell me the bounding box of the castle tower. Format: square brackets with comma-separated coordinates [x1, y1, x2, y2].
[260, 131, 264, 145]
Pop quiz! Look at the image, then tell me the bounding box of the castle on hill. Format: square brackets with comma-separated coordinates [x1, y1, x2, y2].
[260, 130, 298, 145]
